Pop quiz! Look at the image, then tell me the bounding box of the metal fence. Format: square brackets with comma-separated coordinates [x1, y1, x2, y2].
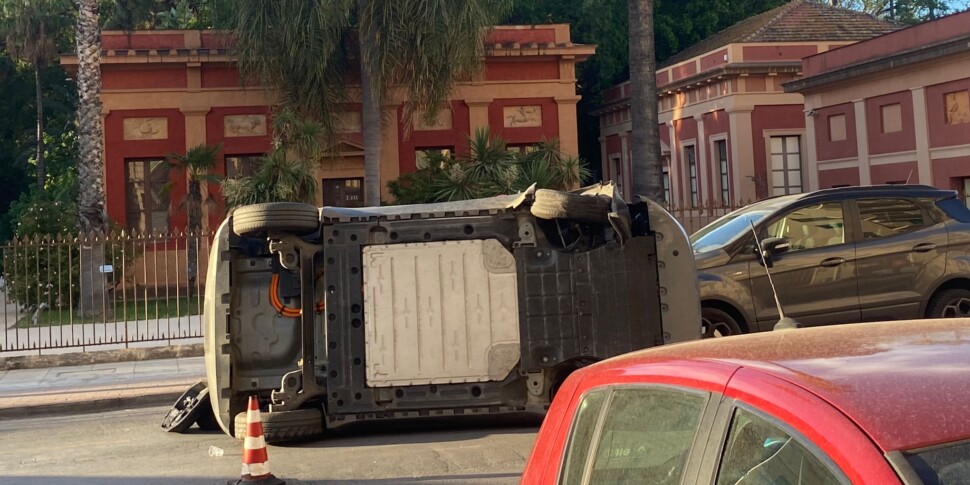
[665, 200, 748, 236]
[1, 230, 211, 354]
[0, 199, 752, 354]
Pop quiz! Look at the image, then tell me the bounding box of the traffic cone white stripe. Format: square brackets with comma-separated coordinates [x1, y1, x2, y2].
[242, 461, 271, 477]
[244, 436, 266, 450]
[247, 408, 262, 423]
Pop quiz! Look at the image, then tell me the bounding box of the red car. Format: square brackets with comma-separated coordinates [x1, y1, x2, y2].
[521, 319, 970, 484]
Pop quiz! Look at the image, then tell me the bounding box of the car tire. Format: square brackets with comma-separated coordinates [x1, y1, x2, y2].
[232, 202, 320, 238]
[925, 288, 970, 318]
[531, 189, 611, 223]
[701, 307, 743, 338]
[161, 380, 213, 433]
[233, 407, 324, 443]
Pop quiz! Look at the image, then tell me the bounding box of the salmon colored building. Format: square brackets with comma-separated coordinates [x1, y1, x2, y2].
[59, 26, 593, 233]
[596, 1, 896, 207]
[785, 10, 970, 196]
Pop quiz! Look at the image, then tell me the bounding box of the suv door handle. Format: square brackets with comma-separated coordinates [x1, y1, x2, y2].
[820, 257, 846, 267]
[913, 243, 936, 253]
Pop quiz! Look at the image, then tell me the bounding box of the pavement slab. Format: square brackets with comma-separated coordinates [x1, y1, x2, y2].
[0, 356, 204, 420]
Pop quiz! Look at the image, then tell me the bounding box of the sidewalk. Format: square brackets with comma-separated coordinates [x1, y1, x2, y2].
[0, 356, 204, 420]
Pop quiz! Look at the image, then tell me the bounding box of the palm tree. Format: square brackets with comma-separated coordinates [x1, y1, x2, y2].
[387, 127, 589, 204]
[628, 0, 664, 203]
[0, 0, 72, 188]
[221, 110, 322, 209]
[231, 0, 511, 207]
[74, 0, 108, 317]
[167, 143, 221, 294]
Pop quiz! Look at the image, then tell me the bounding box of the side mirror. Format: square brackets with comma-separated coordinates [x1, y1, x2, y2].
[753, 237, 789, 268]
[761, 237, 791, 255]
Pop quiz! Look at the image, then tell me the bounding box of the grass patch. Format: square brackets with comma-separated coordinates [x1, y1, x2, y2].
[16, 295, 202, 328]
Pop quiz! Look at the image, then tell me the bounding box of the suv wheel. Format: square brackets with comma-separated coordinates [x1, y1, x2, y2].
[702, 307, 743, 338]
[926, 288, 970, 318]
[233, 407, 324, 443]
[530, 189, 611, 223]
[232, 202, 320, 238]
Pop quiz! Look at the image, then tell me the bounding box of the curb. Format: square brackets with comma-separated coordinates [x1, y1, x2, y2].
[0, 343, 204, 371]
[0, 382, 194, 420]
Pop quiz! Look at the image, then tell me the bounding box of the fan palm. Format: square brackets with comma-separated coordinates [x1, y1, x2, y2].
[230, 0, 511, 207]
[167, 143, 221, 294]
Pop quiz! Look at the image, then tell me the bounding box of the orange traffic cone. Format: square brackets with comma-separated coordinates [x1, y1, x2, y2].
[228, 396, 285, 485]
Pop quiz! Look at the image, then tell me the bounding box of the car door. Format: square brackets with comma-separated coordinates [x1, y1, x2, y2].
[693, 368, 902, 484]
[852, 197, 947, 321]
[555, 385, 715, 485]
[748, 200, 861, 328]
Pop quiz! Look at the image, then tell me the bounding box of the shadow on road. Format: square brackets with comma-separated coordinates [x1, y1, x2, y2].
[0, 474, 522, 485]
[283, 413, 543, 449]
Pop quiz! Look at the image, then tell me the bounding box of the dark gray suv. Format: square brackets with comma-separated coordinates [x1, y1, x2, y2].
[691, 185, 970, 337]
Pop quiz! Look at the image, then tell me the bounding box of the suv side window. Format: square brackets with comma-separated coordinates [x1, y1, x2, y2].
[765, 202, 845, 252]
[857, 198, 927, 240]
[562, 387, 706, 484]
[715, 408, 845, 485]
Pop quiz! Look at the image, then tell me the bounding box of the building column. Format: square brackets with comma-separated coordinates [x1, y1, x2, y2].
[804, 98, 820, 191]
[180, 107, 211, 225]
[694, 114, 708, 206]
[598, 135, 609, 181]
[911, 87, 932, 184]
[466, 99, 492, 134]
[555, 96, 581, 156]
[853, 99, 871, 185]
[619, 133, 630, 200]
[180, 108, 210, 150]
[727, 107, 755, 202]
[667, 122, 680, 206]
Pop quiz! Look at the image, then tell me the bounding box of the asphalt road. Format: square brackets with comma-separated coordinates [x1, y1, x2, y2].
[0, 406, 541, 484]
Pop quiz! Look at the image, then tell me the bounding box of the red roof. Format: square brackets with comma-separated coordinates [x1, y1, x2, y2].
[597, 319, 970, 451]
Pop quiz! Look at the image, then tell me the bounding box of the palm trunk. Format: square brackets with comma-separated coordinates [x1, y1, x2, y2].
[187, 180, 202, 297]
[34, 58, 45, 188]
[628, 0, 664, 203]
[359, 0, 382, 207]
[75, 0, 108, 317]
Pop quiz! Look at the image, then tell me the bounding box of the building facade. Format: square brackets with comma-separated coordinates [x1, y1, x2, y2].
[596, 1, 896, 208]
[785, 10, 970, 197]
[59, 26, 593, 233]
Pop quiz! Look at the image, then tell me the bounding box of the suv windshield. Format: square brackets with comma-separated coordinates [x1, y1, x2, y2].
[690, 195, 800, 253]
[906, 439, 970, 483]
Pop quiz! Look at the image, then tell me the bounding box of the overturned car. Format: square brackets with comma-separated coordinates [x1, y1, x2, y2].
[203, 183, 700, 441]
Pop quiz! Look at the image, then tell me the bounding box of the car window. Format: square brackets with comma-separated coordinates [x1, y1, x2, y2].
[566, 387, 706, 485]
[905, 438, 970, 484]
[765, 202, 844, 252]
[560, 390, 608, 484]
[857, 198, 927, 240]
[716, 408, 843, 485]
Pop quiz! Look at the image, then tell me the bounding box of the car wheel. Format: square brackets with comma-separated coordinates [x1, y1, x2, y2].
[926, 288, 970, 318]
[233, 407, 324, 443]
[232, 202, 320, 238]
[701, 307, 743, 338]
[530, 189, 611, 223]
[161, 380, 214, 433]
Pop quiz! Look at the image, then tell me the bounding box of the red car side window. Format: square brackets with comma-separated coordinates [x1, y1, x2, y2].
[716, 408, 844, 485]
[560, 387, 707, 485]
[558, 390, 608, 484]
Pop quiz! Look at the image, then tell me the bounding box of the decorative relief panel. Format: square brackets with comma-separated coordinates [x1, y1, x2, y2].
[123, 117, 168, 140]
[503, 105, 542, 128]
[223, 114, 267, 137]
[335, 111, 362, 133]
[414, 109, 453, 131]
